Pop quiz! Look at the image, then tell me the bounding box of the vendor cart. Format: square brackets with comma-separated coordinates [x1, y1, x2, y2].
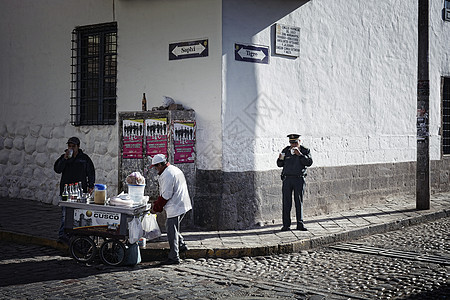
[59, 201, 149, 266]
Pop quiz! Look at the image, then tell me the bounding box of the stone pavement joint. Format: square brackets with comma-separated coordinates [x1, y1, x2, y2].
[0, 193, 449, 262]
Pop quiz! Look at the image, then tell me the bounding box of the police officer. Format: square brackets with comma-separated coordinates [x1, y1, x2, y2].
[277, 134, 313, 231]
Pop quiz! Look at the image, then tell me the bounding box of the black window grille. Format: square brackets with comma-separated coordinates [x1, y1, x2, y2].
[71, 22, 117, 126]
[443, 77, 450, 155]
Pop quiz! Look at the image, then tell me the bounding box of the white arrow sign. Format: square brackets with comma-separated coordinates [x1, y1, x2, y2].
[237, 48, 267, 61]
[172, 44, 206, 57]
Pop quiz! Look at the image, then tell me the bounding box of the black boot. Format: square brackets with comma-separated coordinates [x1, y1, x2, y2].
[179, 244, 188, 252]
[296, 222, 307, 231]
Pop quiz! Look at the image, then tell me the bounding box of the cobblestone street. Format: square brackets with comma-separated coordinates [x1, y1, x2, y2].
[1, 218, 449, 299]
[193, 217, 449, 299]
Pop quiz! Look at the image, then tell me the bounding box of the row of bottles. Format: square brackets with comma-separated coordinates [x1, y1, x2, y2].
[62, 182, 84, 202]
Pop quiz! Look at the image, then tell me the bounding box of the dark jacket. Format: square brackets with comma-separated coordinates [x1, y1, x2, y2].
[54, 149, 95, 195]
[277, 145, 313, 177]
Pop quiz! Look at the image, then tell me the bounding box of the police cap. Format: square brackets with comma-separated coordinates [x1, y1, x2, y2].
[287, 134, 300, 143]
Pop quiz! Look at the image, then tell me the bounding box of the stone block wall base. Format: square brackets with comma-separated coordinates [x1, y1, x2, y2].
[194, 159, 450, 230]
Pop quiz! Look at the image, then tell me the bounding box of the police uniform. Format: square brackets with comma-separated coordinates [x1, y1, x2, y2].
[276, 134, 313, 231]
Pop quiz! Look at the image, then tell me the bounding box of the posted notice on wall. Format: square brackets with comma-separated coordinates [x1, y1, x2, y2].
[275, 23, 300, 57]
[173, 121, 195, 164]
[123, 119, 144, 159]
[145, 118, 168, 157]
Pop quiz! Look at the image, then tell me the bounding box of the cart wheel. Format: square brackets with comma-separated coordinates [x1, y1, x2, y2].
[69, 236, 97, 263]
[99, 239, 126, 266]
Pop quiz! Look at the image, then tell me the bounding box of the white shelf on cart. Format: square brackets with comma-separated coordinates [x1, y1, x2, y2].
[59, 201, 149, 215]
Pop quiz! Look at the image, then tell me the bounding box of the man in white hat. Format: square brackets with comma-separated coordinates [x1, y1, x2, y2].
[150, 154, 192, 265]
[277, 134, 313, 231]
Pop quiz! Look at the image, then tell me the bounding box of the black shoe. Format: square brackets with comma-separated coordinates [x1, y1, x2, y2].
[296, 225, 307, 231]
[179, 244, 188, 252]
[281, 227, 290, 231]
[159, 259, 180, 266]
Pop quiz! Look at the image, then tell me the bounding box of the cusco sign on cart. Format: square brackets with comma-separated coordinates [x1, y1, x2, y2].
[73, 209, 121, 234]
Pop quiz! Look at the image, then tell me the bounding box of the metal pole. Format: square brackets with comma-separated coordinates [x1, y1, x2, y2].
[417, 0, 430, 210]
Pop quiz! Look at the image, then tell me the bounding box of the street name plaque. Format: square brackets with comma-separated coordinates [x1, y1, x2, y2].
[275, 23, 300, 57]
[169, 39, 208, 60]
[234, 43, 269, 64]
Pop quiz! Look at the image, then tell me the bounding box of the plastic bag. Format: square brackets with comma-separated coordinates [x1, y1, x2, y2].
[142, 213, 161, 240]
[128, 216, 143, 244]
[123, 242, 141, 266]
[126, 171, 146, 185]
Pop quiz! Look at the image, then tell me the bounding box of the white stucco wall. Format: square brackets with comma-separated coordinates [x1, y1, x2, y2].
[0, 0, 222, 203]
[115, 0, 222, 170]
[222, 0, 420, 172]
[430, 0, 450, 158]
[0, 0, 448, 204]
[0, 0, 116, 203]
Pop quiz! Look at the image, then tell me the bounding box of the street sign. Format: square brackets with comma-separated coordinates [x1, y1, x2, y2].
[169, 39, 208, 60]
[235, 43, 269, 64]
[275, 23, 300, 57]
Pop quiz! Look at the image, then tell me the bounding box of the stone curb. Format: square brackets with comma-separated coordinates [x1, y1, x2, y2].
[1, 208, 448, 262]
[0, 231, 69, 253]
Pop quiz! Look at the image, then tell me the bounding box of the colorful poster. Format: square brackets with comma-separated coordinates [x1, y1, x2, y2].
[173, 121, 195, 164]
[123, 119, 144, 159]
[73, 209, 121, 234]
[145, 118, 168, 157]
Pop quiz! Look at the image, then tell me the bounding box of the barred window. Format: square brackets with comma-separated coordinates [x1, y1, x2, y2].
[444, 0, 450, 21]
[443, 77, 450, 155]
[71, 22, 117, 126]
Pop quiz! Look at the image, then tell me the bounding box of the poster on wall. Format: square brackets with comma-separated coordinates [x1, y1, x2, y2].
[173, 121, 196, 164]
[122, 119, 144, 159]
[145, 118, 168, 157]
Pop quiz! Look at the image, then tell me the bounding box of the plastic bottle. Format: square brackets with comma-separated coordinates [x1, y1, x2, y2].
[142, 93, 147, 111]
[74, 182, 81, 201]
[77, 182, 82, 200]
[69, 184, 75, 201]
[78, 181, 85, 202]
[62, 184, 69, 201]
